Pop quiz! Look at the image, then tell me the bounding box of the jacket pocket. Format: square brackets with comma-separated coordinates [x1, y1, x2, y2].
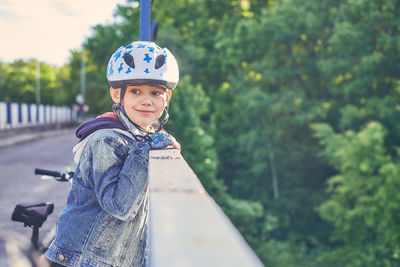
[92, 214, 121, 253]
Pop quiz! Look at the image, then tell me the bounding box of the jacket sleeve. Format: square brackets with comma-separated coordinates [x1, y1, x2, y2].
[88, 136, 150, 221]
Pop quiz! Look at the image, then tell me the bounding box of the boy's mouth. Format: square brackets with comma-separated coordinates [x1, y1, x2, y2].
[135, 109, 154, 114]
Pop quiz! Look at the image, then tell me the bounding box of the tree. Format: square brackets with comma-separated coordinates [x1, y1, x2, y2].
[0, 60, 59, 104]
[313, 122, 400, 266]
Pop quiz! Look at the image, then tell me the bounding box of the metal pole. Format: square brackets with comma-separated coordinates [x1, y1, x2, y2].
[35, 62, 40, 104]
[81, 50, 86, 103]
[140, 0, 151, 41]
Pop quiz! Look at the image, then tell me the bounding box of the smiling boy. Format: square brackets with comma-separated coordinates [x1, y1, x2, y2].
[46, 41, 180, 267]
[114, 85, 166, 129]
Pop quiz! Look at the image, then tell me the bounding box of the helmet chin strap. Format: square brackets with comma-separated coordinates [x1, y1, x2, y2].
[112, 103, 152, 142]
[156, 91, 171, 133]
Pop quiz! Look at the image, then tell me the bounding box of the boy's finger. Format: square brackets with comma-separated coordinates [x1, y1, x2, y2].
[172, 142, 181, 152]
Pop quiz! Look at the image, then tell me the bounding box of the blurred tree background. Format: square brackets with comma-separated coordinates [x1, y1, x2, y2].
[1, 0, 399, 265]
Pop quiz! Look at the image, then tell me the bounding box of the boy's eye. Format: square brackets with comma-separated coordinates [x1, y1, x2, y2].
[152, 91, 163, 96]
[131, 89, 140, 94]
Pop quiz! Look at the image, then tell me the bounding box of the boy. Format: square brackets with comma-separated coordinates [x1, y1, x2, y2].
[46, 41, 180, 267]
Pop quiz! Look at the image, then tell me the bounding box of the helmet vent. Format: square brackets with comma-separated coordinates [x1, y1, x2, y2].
[155, 55, 166, 69]
[123, 53, 135, 69]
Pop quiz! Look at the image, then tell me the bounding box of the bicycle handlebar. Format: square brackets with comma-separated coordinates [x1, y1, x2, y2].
[34, 168, 61, 177]
[34, 168, 73, 182]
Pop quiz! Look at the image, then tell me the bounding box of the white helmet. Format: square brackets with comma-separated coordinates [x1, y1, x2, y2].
[106, 41, 179, 90]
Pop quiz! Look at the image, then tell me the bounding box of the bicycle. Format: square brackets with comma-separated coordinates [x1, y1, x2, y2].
[6, 168, 73, 267]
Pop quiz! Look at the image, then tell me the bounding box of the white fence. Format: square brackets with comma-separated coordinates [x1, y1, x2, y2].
[0, 102, 76, 129]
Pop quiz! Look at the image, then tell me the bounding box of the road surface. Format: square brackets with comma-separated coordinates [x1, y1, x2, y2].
[0, 129, 77, 241]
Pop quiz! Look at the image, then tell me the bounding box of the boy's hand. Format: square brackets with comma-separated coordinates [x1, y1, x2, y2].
[148, 132, 181, 152]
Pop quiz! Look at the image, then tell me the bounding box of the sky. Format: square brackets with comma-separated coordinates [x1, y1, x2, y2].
[0, 0, 128, 66]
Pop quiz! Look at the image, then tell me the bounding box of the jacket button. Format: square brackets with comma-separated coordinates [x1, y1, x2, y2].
[58, 254, 65, 261]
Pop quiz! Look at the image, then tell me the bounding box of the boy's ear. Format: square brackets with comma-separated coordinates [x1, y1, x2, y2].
[165, 90, 172, 107]
[110, 87, 121, 104]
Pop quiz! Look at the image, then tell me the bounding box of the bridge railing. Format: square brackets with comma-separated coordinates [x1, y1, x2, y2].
[148, 149, 265, 267]
[0, 102, 76, 130]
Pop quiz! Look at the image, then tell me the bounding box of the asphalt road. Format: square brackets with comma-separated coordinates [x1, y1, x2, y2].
[0, 129, 77, 242]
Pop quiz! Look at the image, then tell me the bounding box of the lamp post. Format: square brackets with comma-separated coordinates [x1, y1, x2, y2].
[140, 0, 151, 41]
[35, 61, 40, 104]
[80, 50, 86, 104]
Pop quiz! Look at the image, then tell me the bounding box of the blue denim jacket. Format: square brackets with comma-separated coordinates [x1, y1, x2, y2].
[46, 129, 150, 267]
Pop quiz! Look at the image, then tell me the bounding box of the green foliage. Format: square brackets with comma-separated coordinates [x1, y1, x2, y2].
[257, 239, 321, 267]
[221, 196, 264, 246]
[0, 60, 62, 104]
[313, 122, 400, 266]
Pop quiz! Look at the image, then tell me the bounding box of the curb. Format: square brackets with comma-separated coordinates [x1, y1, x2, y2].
[0, 127, 76, 149]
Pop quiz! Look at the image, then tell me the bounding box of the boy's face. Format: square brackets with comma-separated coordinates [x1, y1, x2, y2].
[110, 85, 168, 130]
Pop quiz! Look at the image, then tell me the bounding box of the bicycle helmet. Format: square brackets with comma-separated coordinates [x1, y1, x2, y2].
[107, 41, 179, 91]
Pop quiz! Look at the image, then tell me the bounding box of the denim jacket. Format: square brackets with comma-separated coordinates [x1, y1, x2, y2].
[46, 129, 150, 267]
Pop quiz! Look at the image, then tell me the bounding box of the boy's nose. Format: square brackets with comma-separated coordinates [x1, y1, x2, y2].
[141, 93, 152, 105]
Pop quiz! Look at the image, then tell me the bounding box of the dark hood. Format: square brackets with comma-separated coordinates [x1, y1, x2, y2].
[75, 112, 126, 142]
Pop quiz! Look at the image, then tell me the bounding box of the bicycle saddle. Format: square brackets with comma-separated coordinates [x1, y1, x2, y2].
[11, 202, 54, 228]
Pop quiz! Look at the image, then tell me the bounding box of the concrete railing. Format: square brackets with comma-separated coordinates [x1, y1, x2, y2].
[0, 102, 76, 129]
[148, 149, 264, 267]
